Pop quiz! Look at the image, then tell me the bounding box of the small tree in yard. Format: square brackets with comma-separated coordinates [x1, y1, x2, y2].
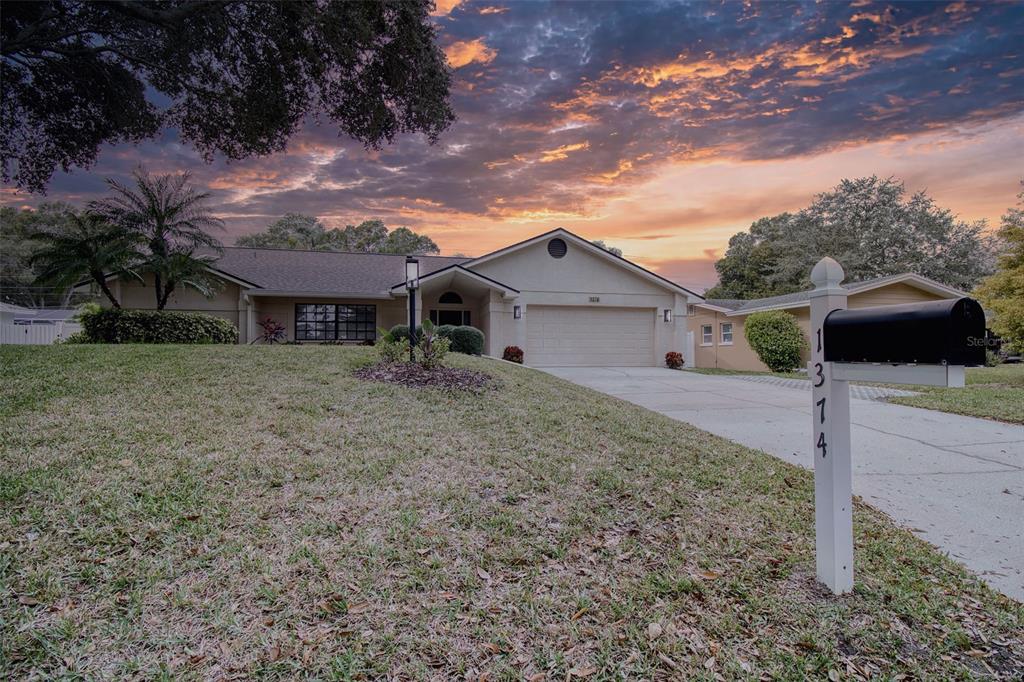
[974, 182, 1024, 353]
[744, 310, 807, 372]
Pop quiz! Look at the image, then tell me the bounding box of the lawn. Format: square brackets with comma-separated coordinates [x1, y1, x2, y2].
[691, 364, 1024, 424]
[2, 346, 1022, 680]
[889, 363, 1024, 425]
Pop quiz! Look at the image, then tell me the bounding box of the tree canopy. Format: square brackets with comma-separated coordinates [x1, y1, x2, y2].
[0, 202, 81, 307]
[974, 182, 1024, 353]
[1, 1, 455, 193]
[705, 177, 997, 299]
[236, 216, 440, 255]
[591, 239, 623, 257]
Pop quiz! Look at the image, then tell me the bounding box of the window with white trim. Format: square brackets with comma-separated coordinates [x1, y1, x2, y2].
[720, 322, 734, 345]
[701, 324, 713, 346]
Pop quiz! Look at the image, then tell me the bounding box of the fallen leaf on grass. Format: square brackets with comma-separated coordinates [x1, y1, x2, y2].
[346, 601, 370, 615]
[477, 568, 491, 581]
[571, 607, 588, 621]
[570, 666, 596, 678]
[481, 642, 501, 655]
[17, 596, 40, 606]
[647, 622, 663, 640]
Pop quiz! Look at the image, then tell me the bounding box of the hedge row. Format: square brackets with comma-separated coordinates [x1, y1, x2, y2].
[389, 323, 485, 355]
[77, 307, 238, 344]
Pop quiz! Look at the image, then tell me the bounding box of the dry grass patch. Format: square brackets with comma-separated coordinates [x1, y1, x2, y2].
[1, 345, 1022, 680]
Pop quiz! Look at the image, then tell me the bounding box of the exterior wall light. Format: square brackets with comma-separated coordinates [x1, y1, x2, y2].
[664, 309, 673, 323]
[514, 305, 522, 320]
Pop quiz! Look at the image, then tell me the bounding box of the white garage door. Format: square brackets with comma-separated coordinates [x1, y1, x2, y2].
[526, 306, 655, 366]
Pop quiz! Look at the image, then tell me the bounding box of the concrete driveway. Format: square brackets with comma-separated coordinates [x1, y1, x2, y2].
[542, 366, 1024, 601]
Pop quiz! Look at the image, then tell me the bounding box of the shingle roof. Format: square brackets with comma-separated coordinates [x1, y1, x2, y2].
[703, 274, 963, 314]
[211, 247, 470, 294]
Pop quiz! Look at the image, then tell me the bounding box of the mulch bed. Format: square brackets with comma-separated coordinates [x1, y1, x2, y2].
[354, 362, 493, 391]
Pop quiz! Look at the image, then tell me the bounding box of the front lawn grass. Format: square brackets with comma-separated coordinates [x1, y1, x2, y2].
[692, 364, 1024, 424]
[2, 345, 1022, 679]
[889, 363, 1024, 424]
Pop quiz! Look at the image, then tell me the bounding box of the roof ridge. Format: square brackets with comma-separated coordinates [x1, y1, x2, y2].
[222, 245, 470, 259]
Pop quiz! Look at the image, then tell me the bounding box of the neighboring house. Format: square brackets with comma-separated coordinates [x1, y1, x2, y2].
[691, 274, 972, 371]
[87, 229, 703, 366]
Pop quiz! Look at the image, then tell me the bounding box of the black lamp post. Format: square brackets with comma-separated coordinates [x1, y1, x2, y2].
[405, 256, 420, 362]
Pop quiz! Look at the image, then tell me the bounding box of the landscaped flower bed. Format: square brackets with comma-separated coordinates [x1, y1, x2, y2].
[354, 361, 492, 391]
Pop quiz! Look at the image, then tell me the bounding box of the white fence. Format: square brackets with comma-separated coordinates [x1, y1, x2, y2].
[0, 322, 82, 345]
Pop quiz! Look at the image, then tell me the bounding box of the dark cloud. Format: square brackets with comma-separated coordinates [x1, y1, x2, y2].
[4, 0, 1023, 247]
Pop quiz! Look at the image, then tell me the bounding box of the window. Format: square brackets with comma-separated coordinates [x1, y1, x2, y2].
[295, 304, 375, 341]
[438, 291, 463, 304]
[687, 304, 696, 317]
[429, 309, 471, 326]
[701, 324, 713, 346]
[720, 322, 734, 345]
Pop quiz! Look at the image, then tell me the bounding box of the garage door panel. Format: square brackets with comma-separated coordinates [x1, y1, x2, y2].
[526, 306, 654, 366]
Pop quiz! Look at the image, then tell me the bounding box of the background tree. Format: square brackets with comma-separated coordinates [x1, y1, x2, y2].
[0, 202, 77, 306]
[91, 168, 224, 310]
[2, 1, 455, 193]
[28, 211, 143, 308]
[974, 183, 1024, 353]
[706, 177, 997, 299]
[591, 239, 623, 257]
[237, 216, 440, 255]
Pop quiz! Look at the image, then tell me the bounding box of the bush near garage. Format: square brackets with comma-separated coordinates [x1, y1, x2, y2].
[437, 325, 485, 355]
[743, 310, 807, 372]
[77, 307, 238, 344]
[503, 345, 524, 364]
[665, 351, 684, 369]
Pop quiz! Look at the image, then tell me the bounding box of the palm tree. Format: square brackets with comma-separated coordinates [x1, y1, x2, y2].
[91, 168, 225, 309]
[29, 212, 143, 308]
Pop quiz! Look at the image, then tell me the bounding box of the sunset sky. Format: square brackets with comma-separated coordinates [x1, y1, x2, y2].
[3, 0, 1023, 292]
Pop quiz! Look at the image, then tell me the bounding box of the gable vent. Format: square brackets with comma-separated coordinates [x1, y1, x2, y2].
[547, 238, 567, 259]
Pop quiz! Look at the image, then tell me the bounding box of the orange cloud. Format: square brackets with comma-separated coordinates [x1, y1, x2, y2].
[431, 0, 463, 17]
[445, 38, 497, 69]
[538, 142, 590, 163]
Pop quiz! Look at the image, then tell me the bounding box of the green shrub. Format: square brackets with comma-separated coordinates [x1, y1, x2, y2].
[376, 327, 407, 364]
[389, 324, 422, 343]
[985, 349, 1002, 367]
[743, 310, 807, 372]
[415, 320, 449, 369]
[78, 307, 238, 344]
[437, 325, 485, 355]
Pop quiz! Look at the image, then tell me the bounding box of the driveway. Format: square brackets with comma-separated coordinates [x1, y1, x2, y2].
[542, 366, 1024, 601]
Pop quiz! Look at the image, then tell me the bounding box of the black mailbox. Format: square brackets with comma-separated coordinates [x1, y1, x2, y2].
[823, 297, 986, 366]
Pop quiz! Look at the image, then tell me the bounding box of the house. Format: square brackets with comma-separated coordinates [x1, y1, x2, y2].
[96, 229, 702, 366]
[87, 228, 973, 369]
[691, 273, 973, 371]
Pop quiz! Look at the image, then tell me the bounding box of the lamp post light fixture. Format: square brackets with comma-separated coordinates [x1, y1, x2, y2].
[663, 309, 672, 323]
[405, 256, 420, 362]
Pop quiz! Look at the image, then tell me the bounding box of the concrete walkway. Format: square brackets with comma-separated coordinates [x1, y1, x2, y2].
[542, 366, 1024, 601]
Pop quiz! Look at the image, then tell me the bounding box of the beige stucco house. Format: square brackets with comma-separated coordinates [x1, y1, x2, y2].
[691, 274, 972, 371]
[91, 228, 971, 369]
[97, 229, 702, 366]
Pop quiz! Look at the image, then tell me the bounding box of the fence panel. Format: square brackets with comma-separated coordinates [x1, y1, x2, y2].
[0, 322, 82, 345]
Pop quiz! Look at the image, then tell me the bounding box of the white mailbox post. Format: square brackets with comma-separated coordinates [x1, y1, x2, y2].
[806, 257, 982, 595]
[808, 257, 853, 594]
